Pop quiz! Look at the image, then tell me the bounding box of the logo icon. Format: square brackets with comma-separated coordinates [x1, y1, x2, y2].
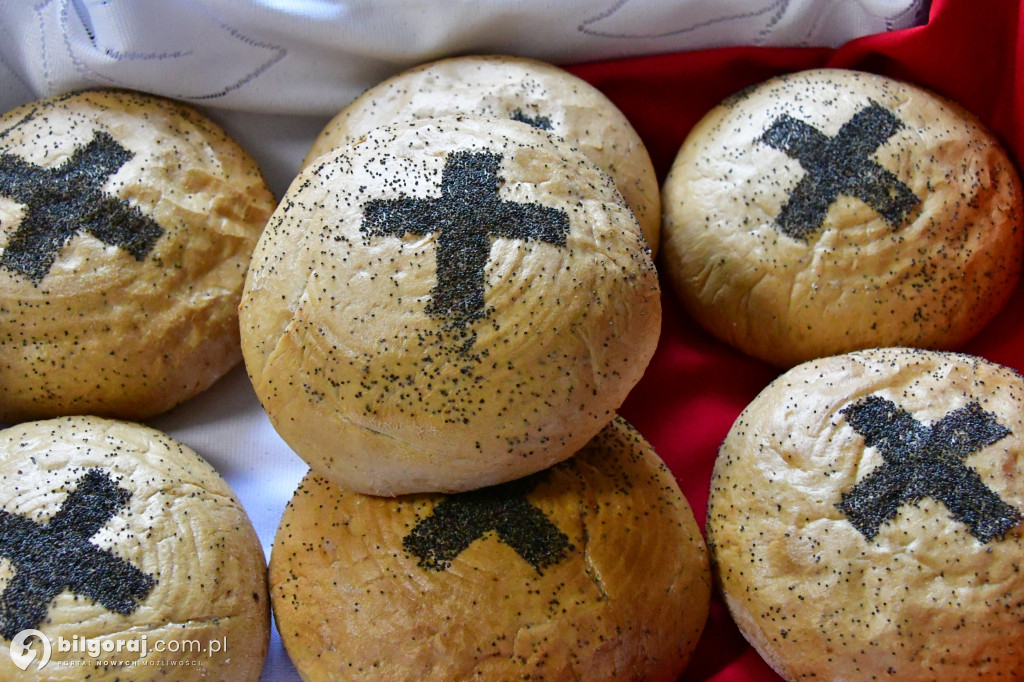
[10, 629, 50, 670]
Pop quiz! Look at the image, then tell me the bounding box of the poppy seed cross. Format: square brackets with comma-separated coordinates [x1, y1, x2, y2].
[838, 396, 1020, 543]
[760, 101, 920, 241]
[402, 473, 573, 573]
[361, 150, 570, 329]
[0, 469, 155, 640]
[0, 131, 164, 284]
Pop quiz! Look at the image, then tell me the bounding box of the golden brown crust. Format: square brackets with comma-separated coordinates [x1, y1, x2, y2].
[0, 90, 276, 421]
[707, 347, 1024, 680]
[240, 115, 660, 495]
[304, 54, 661, 255]
[270, 416, 709, 681]
[0, 416, 269, 681]
[661, 68, 1024, 367]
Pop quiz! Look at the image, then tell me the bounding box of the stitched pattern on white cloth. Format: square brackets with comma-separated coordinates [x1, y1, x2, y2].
[0, 0, 928, 116]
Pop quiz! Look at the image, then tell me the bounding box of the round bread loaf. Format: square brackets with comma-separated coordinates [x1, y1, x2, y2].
[707, 347, 1024, 680]
[661, 68, 1024, 367]
[270, 416, 710, 681]
[0, 416, 269, 680]
[303, 54, 661, 255]
[0, 90, 276, 422]
[240, 115, 660, 495]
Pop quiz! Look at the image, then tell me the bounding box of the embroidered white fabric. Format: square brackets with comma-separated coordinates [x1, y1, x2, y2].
[2, 0, 926, 116]
[0, 1, 927, 678]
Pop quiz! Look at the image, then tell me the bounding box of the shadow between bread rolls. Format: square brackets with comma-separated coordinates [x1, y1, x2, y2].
[270, 416, 710, 681]
[240, 114, 660, 496]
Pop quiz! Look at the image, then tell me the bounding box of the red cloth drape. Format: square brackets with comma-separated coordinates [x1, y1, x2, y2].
[567, 0, 1024, 678]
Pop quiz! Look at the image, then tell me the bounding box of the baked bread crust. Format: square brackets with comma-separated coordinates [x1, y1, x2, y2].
[304, 54, 661, 255]
[240, 115, 660, 495]
[270, 416, 710, 681]
[0, 416, 269, 680]
[661, 68, 1023, 367]
[0, 90, 276, 421]
[707, 347, 1024, 680]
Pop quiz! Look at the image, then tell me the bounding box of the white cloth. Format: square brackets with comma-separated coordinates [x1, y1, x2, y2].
[0, 2, 928, 679]
[2, 0, 926, 115]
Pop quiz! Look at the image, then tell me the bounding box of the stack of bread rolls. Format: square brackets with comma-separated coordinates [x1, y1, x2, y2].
[242, 56, 712, 681]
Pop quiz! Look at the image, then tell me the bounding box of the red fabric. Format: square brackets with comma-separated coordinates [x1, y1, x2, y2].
[566, 0, 1024, 679]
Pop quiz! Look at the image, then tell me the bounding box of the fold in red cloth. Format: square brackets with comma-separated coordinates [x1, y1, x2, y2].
[568, 0, 1024, 678]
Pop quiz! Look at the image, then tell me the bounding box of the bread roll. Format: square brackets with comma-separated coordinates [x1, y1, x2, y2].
[271, 416, 709, 681]
[0, 90, 276, 421]
[304, 54, 661, 254]
[661, 68, 1023, 367]
[240, 115, 660, 495]
[707, 347, 1024, 680]
[0, 416, 269, 680]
